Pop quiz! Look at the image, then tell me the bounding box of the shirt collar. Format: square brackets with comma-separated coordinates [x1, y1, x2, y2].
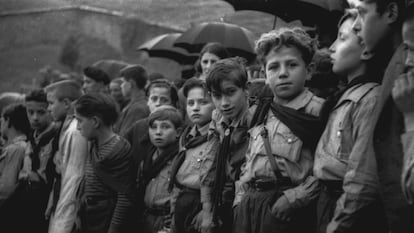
[281, 89, 313, 110]
[189, 123, 209, 137]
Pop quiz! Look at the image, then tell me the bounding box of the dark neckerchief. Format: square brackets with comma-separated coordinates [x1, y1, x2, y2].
[28, 124, 58, 172]
[168, 125, 208, 192]
[142, 141, 179, 186]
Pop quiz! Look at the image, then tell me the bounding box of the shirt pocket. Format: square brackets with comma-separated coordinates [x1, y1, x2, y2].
[271, 123, 302, 163]
[329, 109, 353, 162]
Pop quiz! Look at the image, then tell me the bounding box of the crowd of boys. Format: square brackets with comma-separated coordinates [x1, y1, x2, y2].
[0, 0, 413, 233]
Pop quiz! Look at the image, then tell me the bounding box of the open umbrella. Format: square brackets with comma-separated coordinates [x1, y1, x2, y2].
[174, 21, 257, 62]
[137, 33, 198, 65]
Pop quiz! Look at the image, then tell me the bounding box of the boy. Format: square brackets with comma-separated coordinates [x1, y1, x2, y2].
[314, 10, 388, 233]
[116, 65, 150, 136]
[0, 104, 31, 231]
[169, 78, 217, 233]
[201, 57, 253, 233]
[110, 78, 129, 111]
[139, 106, 183, 233]
[17, 89, 58, 232]
[45, 80, 88, 233]
[232, 27, 324, 233]
[82, 66, 111, 94]
[74, 93, 134, 233]
[352, 0, 413, 232]
[395, 2, 414, 205]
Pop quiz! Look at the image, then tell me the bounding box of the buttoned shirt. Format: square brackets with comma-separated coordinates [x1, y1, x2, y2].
[313, 83, 381, 233]
[234, 89, 323, 207]
[144, 151, 173, 209]
[401, 131, 414, 204]
[176, 124, 217, 189]
[48, 116, 88, 233]
[200, 107, 253, 203]
[0, 135, 28, 207]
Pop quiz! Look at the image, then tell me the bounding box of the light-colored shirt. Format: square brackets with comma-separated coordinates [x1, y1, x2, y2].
[313, 83, 381, 233]
[144, 151, 173, 209]
[48, 117, 88, 233]
[176, 124, 216, 189]
[401, 131, 414, 204]
[234, 89, 323, 207]
[0, 135, 27, 207]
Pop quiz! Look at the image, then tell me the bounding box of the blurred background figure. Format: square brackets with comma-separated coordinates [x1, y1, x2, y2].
[82, 66, 111, 94]
[110, 77, 130, 111]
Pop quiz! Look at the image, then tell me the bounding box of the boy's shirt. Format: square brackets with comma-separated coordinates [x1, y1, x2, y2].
[175, 124, 217, 190]
[200, 106, 253, 203]
[0, 135, 28, 206]
[48, 116, 88, 233]
[402, 130, 414, 203]
[313, 83, 381, 233]
[234, 89, 323, 207]
[115, 94, 149, 136]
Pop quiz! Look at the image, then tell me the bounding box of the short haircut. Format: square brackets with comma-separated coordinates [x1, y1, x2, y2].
[110, 77, 123, 85]
[25, 89, 48, 104]
[148, 72, 166, 81]
[366, 0, 406, 26]
[120, 65, 148, 90]
[338, 8, 359, 28]
[145, 79, 179, 107]
[2, 103, 31, 136]
[206, 57, 248, 93]
[74, 93, 119, 126]
[255, 27, 318, 66]
[182, 78, 208, 98]
[148, 106, 183, 129]
[44, 80, 82, 101]
[83, 66, 111, 85]
[200, 42, 230, 60]
[406, 3, 414, 22]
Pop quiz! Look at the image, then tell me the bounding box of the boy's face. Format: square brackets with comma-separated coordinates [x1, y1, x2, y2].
[47, 91, 67, 122]
[120, 78, 132, 98]
[186, 87, 215, 127]
[330, 18, 365, 76]
[83, 76, 104, 94]
[353, 0, 391, 53]
[265, 46, 311, 104]
[149, 119, 178, 149]
[75, 112, 96, 140]
[110, 81, 126, 103]
[201, 52, 220, 76]
[147, 87, 173, 113]
[26, 101, 52, 132]
[403, 17, 414, 74]
[211, 80, 247, 121]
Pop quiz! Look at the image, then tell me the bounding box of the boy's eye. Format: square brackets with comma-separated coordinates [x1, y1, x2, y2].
[187, 100, 195, 106]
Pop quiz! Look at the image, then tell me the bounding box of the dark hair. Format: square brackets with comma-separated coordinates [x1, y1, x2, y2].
[255, 27, 318, 66]
[83, 66, 111, 85]
[406, 3, 414, 21]
[148, 72, 166, 81]
[206, 57, 248, 93]
[200, 42, 230, 60]
[120, 65, 148, 90]
[148, 106, 183, 129]
[367, 0, 406, 27]
[25, 89, 48, 104]
[145, 79, 179, 108]
[182, 78, 208, 98]
[74, 93, 119, 126]
[2, 103, 31, 136]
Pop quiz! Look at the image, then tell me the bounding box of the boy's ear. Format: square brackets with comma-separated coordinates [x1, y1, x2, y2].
[385, 2, 399, 24]
[306, 63, 315, 80]
[176, 126, 184, 138]
[91, 116, 101, 129]
[62, 98, 72, 110]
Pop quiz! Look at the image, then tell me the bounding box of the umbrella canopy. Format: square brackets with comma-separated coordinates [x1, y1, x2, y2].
[174, 21, 257, 62]
[137, 33, 198, 65]
[222, 0, 347, 28]
[92, 59, 131, 80]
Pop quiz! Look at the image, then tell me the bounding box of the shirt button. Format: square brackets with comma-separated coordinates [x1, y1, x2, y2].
[287, 138, 293, 143]
[197, 158, 202, 162]
[337, 131, 341, 137]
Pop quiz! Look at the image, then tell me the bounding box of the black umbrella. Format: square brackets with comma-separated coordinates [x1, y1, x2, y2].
[173, 21, 257, 62]
[137, 33, 198, 65]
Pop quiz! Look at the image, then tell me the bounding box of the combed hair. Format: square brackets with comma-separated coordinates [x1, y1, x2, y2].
[182, 78, 208, 98]
[25, 89, 48, 104]
[148, 106, 183, 129]
[44, 80, 82, 101]
[83, 66, 111, 85]
[367, 0, 406, 27]
[255, 27, 318, 66]
[145, 79, 179, 108]
[120, 65, 148, 90]
[2, 103, 31, 136]
[74, 93, 119, 126]
[205, 57, 248, 93]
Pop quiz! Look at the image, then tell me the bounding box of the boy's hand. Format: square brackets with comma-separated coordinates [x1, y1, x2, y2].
[191, 210, 204, 231]
[200, 209, 215, 233]
[393, 71, 414, 131]
[271, 195, 294, 222]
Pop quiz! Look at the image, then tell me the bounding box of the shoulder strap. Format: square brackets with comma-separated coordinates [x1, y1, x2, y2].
[260, 126, 284, 179]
